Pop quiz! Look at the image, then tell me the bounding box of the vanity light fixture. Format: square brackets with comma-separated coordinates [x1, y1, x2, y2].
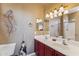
[45, 5, 68, 19]
[36, 18, 43, 23]
[49, 12, 53, 16]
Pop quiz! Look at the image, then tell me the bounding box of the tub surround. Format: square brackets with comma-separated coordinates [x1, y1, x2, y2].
[0, 43, 16, 56]
[34, 35, 79, 56]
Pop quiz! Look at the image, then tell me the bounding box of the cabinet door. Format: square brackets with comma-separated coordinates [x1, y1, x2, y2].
[38, 41, 45, 56]
[34, 39, 39, 55]
[45, 46, 55, 56]
[34, 40, 45, 56]
[55, 50, 65, 56]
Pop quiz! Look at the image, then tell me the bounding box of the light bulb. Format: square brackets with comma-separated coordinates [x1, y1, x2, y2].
[59, 6, 64, 12]
[58, 12, 62, 16]
[36, 18, 39, 23]
[54, 10, 58, 15]
[46, 13, 50, 18]
[49, 12, 53, 16]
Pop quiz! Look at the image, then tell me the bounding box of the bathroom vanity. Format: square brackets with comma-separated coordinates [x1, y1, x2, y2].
[34, 39, 65, 56]
[34, 35, 79, 56]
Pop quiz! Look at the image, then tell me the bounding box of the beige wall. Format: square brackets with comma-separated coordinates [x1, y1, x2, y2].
[0, 3, 45, 55]
[0, 4, 9, 44]
[0, 4, 45, 44]
[44, 3, 79, 13]
[75, 12, 79, 41]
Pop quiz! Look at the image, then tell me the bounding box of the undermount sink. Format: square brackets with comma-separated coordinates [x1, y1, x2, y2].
[51, 38, 79, 50]
[50, 37, 65, 45]
[51, 37, 76, 47]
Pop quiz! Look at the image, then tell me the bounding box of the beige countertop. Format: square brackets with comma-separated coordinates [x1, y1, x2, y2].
[35, 35, 79, 56]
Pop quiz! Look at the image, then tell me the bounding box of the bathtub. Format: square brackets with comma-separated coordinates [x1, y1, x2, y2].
[0, 43, 16, 56]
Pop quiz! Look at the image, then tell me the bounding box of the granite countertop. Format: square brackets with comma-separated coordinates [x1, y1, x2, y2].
[35, 35, 79, 56]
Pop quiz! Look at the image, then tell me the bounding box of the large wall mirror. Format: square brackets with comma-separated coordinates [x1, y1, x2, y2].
[49, 6, 79, 41]
[49, 17, 60, 37]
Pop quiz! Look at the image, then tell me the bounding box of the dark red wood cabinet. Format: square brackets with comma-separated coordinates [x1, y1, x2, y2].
[34, 39, 65, 56]
[55, 50, 65, 56]
[34, 39, 39, 55]
[34, 39, 45, 56]
[45, 46, 55, 56]
[38, 41, 45, 56]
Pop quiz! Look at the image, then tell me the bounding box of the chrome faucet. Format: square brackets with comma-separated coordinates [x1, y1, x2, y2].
[62, 40, 67, 45]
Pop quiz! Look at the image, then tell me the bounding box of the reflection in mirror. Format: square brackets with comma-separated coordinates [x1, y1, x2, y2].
[37, 22, 44, 31]
[36, 19, 44, 31]
[64, 6, 79, 41]
[68, 11, 78, 41]
[49, 17, 60, 37]
[49, 6, 79, 42]
[64, 15, 75, 41]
